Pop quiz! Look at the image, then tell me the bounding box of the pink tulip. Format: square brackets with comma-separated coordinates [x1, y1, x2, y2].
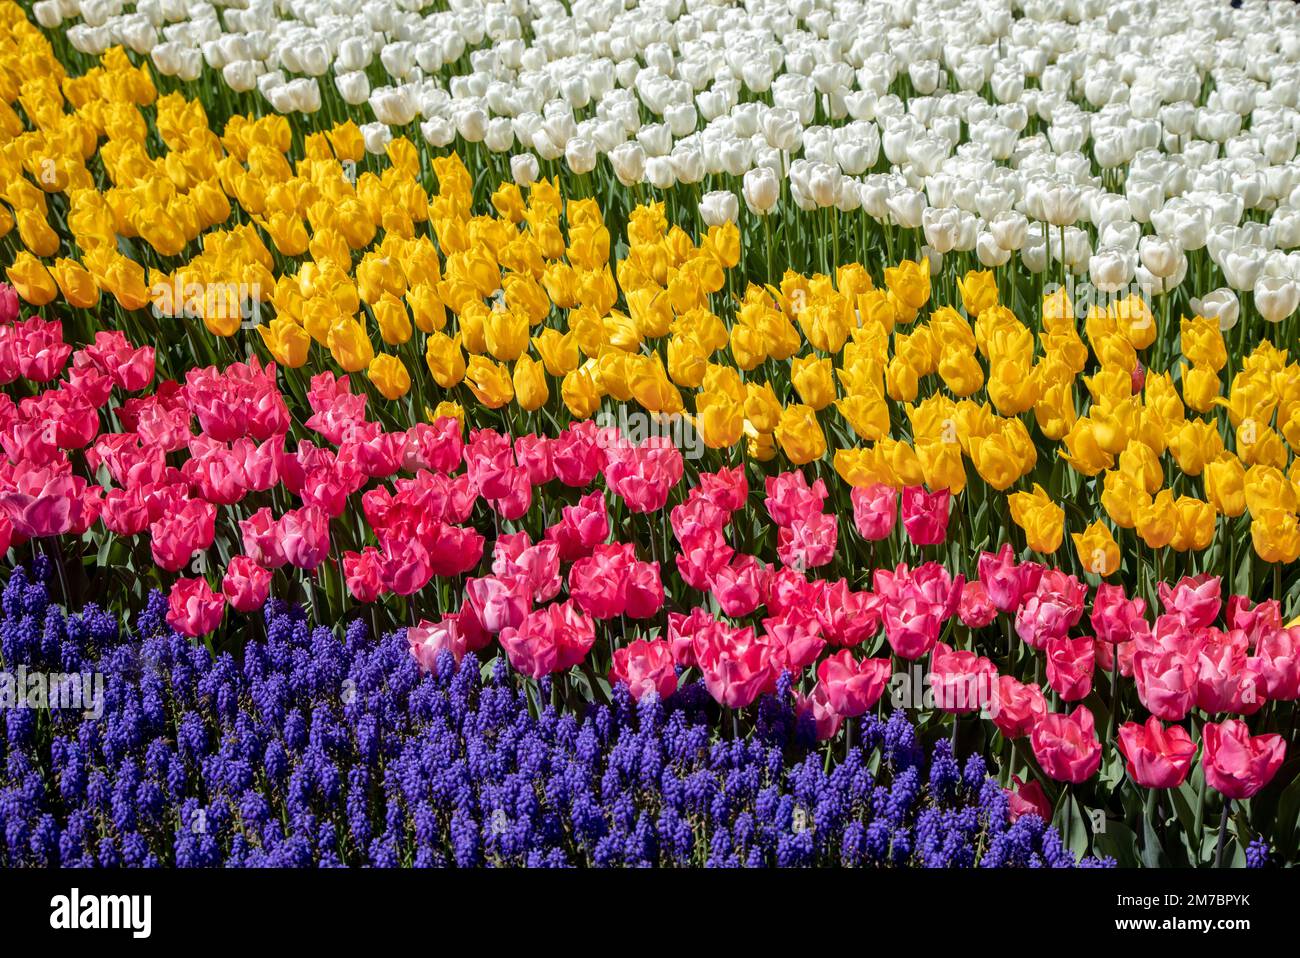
[929, 642, 998, 713]
[149, 498, 216, 573]
[408, 617, 470, 671]
[605, 437, 683, 513]
[402, 418, 463, 474]
[1133, 647, 1197, 722]
[762, 608, 826, 674]
[426, 523, 484, 577]
[695, 466, 748, 512]
[1257, 627, 1300, 701]
[1045, 635, 1095, 702]
[1226, 596, 1283, 647]
[465, 574, 531, 633]
[675, 526, 734, 591]
[240, 506, 286, 569]
[1202, 719, 1286, 799]
[795, 683, 844, 741]
[609, 639, 678, 701]
[221, 556, 271, 613]
[977, 543, 1042, 612]
[776, 512, 837, 571]
[900, 485, 950, 545]
[513, 434, 555, 485]
[764, 471, 828, 526]
[1091, 582, 1148, 644]
[344, 547, 385, 603]
[166, 576, 225, 637]
[814, 579, 883, 647]
[1005, 776, 1052, 822]
[666, 608, 715, 668]
[498, 600, 597, 678]
[492, 534, 562, 603]
[0, 460, 87, 539]
[544, 490, 609, 561]
[710, 554, 769, 618]
[1194, 631, 1265, 715]
[850, 483, 897, 541]
[278, 505, 331, 571]
[551, 421, 607, 487]
[957, 580, 997, 628]
[15, 317, 72, 382]
[988, 675, 1046, 739]
[1031, 706, 1102, 783]
[1158, 573, 1222, 629]
[696, 626, 775, 710]
[816, 650, 891, 717]
[1117, 717, 1197, 789]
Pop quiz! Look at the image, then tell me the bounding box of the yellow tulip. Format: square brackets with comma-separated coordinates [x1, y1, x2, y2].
[5, 252, 58, 305]
[1009, 483, 1065, 554]
[15, 209, 59, 257]
[1072, 521, 1120, 576]
[1060, 418, 1115, 476]
[835, 393, 890, 442]
[1244, 464, 1299, 516]
[1251, 509, 1300, 564]
[1135, 489, 1178, 549]
[773, 403, 826, 465]
[1203, 454, 1247, 517]
[425, 332, 466, 388]
[1167, 418, 1224, 477]
[328, 318, 374, 372]
[915, 434, 966, 494]
[561, 365, 602, 419]
[883, 257, 931, 314]
[480, 307, 527, 361]
[1181, 363, 1220, 413]
[372, 293, 412, 346]
[697, 393, 745, 449]
[937, 348, 984, 397]
[968, 432, 1024, 491]
[957, 269, 998, 317]
[744, 382, 783, 434]
[50, 257, 98, 308]
[790, 355, 836, 410]
[532, 328, 580, 376]
[512, 355, 549, 412]
[667, 335, 708, 388]
[255, 314, 307, 366]
[1118, 441, 1163, 495]
[1171, 496, 1215, 553]
[464, 355, 514, 408]
[368, 354, 411, 400]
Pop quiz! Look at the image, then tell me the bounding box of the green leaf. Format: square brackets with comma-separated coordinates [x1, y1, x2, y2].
[1094, 819, 1140, 868]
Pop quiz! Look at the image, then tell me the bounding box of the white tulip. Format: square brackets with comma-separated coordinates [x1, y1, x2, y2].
[742, 166, 780, 215]
[360, 122, 393, 156]
[335, 72, 371, 107]
[700, 191, 740, 227]
[1089, 246, 1137, 293]
[1254, 276, 1300, 323]
[609, 142, 647, 187]
[510, 153, 540, 187]
[989, 210, 1028, 251]
[1138, 235, 1185, 278]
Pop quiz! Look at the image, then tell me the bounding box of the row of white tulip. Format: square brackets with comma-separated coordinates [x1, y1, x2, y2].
[28, 0, 1300, 326]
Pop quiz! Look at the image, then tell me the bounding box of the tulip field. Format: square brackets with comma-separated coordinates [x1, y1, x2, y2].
[2, 0, 1300, 871]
